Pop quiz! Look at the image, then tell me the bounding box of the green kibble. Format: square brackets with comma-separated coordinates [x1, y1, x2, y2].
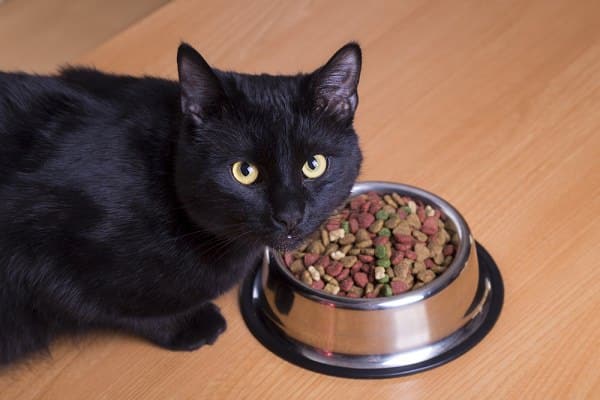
[381, 284, 393, 297]
[375, 210, 389, 220]
[377, 228, 391, 237]
[402, 205, 412, 214]
[377, 275, 390, 284]
[376, 258, 391, 268]
[341, 221, 349, 233]
[375, 244, 387, 259]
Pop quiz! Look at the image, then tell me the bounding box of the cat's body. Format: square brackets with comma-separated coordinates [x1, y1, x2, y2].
[0, 43, 362, 366]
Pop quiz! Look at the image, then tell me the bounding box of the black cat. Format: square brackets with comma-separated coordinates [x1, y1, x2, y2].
[0, 42, 362, 366]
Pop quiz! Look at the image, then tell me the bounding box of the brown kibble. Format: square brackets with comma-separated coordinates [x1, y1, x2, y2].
[414, 243, 430, 262]
[307, 240, 325, 255]
[385, 215, 401, 229]
[392, 192, 405, 206]
[324, 283, 340, 295]
[341, 255, 358, 268]
[324, 243, 339, 256]
[321, 229, 330, 247]
[431, 265, 447, 274]
[355, 239, 373, 248]
[301, 270, 313, 285]
[443, 255, 454, 266]
[372, 284, 384, 297]
[406, 213, 421, 229]
[355, 229, 371, 242]
[290, 259, 305, 274]
[338, 233, 356, 245]
[417, 270, 436, 283]
[368, 219, 384, 233]
[412, 230, 428, 242]
[361, 248, 375, 256]
[393, 221, 411, 236]
[382, 205, 396, 215]
[383, 195, 398, 208]
[412, 261, 426, 274]
[348, 248, 361, 256]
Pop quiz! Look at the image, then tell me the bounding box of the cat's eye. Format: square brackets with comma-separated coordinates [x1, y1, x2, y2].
[232, 161, 259, 185]
[302, 154, 327, 179]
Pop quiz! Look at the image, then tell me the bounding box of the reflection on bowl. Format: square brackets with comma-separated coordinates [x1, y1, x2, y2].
[249, 182, 494, 370]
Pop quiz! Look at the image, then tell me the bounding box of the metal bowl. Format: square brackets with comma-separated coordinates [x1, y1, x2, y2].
[240, 181, 503, 376]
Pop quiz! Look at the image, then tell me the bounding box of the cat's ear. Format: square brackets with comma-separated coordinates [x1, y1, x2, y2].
[177, 43, 226, 121]
[310, 42, 362, 121]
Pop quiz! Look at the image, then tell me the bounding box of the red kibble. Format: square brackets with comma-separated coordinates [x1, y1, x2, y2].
[360, 202, 370, 212]
[349, 218, 359, 233]
[359, 255, 374, 263]
[443, 244, 455, 256]
[391, 280, 409, 295]
[357, 212, 375, 229]
[406, 250, 417, 260]
[353, 272, 369, 287]
[367, 191, 382, 202]
[417, 207, 426, 222]
[340, 278, 354, 291]
[350, 197, 365, 210]
[326, 262, 343, 277]
[326, 223, 341, 231]
[360, 263, 371, 273]
[304, 253, 320, 267]
[312, 280, 324, 290]
[394, 233, 414, 245]
[424, 258, 436, 269]
[422, 217, 439, 235]
[397, 209, 408, 219]
[337, 268, 350, 280]
[365, 292, 377, 298]
[395, 243, 411, 252]
[391, 251, 405, 265]
[369, 202, 383, 214]
[317, 255, 331, 267]
[373, 236, 389, 246]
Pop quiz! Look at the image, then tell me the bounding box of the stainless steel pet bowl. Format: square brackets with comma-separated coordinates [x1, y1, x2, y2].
[240, 182, 503, 378]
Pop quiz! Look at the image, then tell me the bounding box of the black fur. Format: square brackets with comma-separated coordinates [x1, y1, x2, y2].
[0, 42, 362, 366]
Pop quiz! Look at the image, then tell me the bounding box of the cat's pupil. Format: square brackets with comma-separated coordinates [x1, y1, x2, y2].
[240, 162, 252, 176]
[307, 156, 319, 170]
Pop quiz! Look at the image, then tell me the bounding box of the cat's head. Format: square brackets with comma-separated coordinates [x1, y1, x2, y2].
[174, 42, 362, 250]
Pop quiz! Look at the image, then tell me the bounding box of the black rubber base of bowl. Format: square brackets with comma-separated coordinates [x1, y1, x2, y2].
[239, 242, 504, 379]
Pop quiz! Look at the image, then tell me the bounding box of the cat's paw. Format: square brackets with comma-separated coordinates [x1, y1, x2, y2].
[161, 303, 227, 351]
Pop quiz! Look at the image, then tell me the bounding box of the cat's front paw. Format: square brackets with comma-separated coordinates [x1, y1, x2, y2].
[162, 303, 227, 351]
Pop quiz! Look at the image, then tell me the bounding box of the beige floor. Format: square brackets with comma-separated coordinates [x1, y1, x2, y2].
[0, 0, 169, 73]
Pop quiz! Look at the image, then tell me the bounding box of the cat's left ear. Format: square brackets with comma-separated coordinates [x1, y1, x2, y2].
[177, 43, 226, 121]
[310, 42, 362, 121]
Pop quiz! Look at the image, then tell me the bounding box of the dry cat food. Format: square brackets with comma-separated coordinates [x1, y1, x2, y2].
[283, 192, 459, 298]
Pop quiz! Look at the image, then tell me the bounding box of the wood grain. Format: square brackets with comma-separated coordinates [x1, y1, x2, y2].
[1, 0, 599, 398]
[0, 0, 169, 72]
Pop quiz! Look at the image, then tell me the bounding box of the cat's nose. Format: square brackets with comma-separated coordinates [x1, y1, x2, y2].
[272, 209, 303, 231]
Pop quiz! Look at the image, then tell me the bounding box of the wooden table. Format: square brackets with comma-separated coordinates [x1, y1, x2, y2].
[2, 0, 599, 398]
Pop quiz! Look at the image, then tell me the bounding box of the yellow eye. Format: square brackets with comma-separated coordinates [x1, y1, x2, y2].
[232, 161, 259, 185]
[302, 154, 327, 179]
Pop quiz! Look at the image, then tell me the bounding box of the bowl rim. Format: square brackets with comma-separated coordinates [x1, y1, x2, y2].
[268, 181, 473, 310]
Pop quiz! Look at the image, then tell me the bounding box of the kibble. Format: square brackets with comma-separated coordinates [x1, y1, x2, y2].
[283, 191, 457, 298]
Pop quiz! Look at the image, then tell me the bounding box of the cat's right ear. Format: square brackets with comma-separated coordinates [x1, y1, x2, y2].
[310, 42, 362, 122]
[177, 43, 226, 121]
